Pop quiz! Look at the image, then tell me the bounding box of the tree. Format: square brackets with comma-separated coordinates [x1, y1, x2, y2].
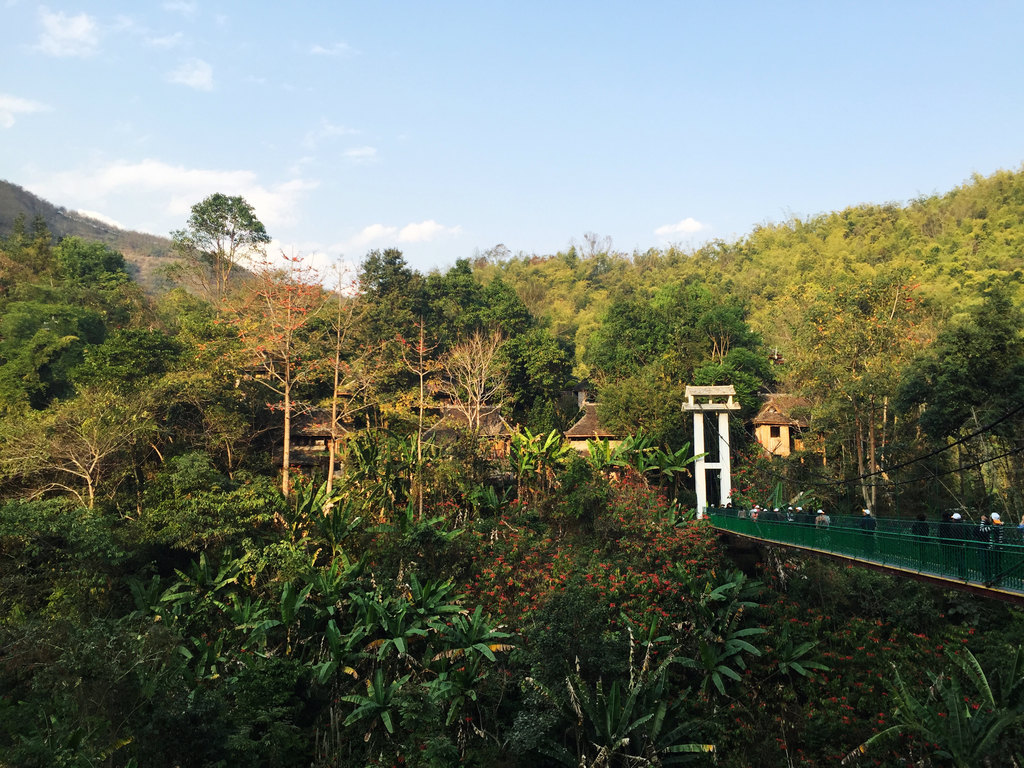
[434, 329, 507, 435]
[0, 300, 106, 409]
[323, 267, 376, 496]
[170, 194, 271, 301]
[54, 237, 130, 288]
[0, 388, 156, 508]
[789, 270, 927, 510]
[898, 284, 1024, 513]
[230, 253, 326, 495]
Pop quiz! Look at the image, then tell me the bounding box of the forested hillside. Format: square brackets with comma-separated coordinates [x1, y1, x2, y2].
[0, 180, 175, 289]
[2, 173, 1024, 767]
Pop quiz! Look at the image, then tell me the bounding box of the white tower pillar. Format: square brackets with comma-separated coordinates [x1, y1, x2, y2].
[683, 385, 741, 519]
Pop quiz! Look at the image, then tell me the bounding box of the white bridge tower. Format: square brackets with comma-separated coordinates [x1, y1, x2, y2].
[683, 385, 740, 518]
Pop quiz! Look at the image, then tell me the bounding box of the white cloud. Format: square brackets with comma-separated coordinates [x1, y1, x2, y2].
[343, 146, 377, 162]
[310, 41, 354, 57]
[0, 94, 50, 128]
[74, 209, 124, 228]
[36, 7, 99, 57]
[346, 220, 462, 250]
[349, 223, 398, 249]
[654, 217, 707, 237]
[162, 1, 197, 17]
[31, 159, 317, 232]
[399, 220, 462, 243]
[302, 119, 356, 150]
[147, 31, 184, 49]
[168, 58, 213, 90]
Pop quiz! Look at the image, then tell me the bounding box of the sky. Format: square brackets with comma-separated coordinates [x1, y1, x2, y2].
[3, 1, 1024, 275]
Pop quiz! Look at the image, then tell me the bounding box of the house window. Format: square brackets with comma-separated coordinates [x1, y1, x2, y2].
[770, 426, 781, 438]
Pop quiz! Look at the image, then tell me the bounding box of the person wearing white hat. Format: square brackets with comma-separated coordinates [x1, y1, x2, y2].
[814, 509, 830, 547]
[989, 512, 1005, 584]
[860, 508, 877, 556]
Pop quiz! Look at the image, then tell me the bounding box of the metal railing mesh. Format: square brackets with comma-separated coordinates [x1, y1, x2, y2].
[706, 509, 1024, 591]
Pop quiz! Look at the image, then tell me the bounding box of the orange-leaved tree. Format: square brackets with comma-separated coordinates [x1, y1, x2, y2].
[229, 252, 327, 496]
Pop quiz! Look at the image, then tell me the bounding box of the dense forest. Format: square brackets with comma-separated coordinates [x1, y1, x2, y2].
[2, 169, 1024, 767]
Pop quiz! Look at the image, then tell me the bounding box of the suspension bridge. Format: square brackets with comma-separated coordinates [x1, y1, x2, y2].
[706, 508, 1024, 605]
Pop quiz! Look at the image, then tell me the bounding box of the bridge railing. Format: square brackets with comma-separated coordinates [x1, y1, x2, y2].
[706, 508, 1024, 591]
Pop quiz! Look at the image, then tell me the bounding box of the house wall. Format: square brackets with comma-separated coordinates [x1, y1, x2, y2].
[754, 424, 792, 457]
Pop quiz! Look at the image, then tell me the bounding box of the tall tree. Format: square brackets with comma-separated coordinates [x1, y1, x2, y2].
[230, 253, 326, 495]
[170, 193, 271, 301]
[790, 269, 927, 509]
[0, 388, 156, 508]
[324, 266, 375, 495]
[435, 330, 507, 434]
[898, 284, 1024, 513]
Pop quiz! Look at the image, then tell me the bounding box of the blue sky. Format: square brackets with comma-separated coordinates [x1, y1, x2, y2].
[3, 1, 1024, 274]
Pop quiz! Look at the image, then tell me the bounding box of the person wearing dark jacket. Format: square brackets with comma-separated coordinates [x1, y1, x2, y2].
[977, 514, 994, 583]
[861, 509, 877, 556]
[938, 511, 956, 575]
[950, 512, 969, 578]
[991, 512, 1005, 583]
[910, 513, 929, 567]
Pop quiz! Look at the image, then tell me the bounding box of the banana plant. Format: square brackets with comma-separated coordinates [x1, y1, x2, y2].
[158, 552, 243, 628]
[842, 647, 1024, 767]
[352, 591, 429, 660]
[340, 430, 416, 518]
[223, 593, 280, 651]
[772, 630, 830, 679]
[178, 634, 230, 683]
[287, 480, 363, 563]
[467, 483, 511, 516]
[427, 605, 514, 725]
[406, 573, 463, 623]
[312, 617, 362, 685]
[535, 656, 715, 766]
[679, 571, 766, 697]
[430, 605, 513, 664]
[340, 668, 411, 739]
[509, 428, 573, 500]
[584, 437, 619, 473]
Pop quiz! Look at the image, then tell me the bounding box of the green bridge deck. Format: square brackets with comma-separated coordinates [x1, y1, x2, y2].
[706, 509, 1024, 603]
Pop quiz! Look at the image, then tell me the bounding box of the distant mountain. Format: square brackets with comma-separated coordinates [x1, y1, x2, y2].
[0, 179, 175, 290]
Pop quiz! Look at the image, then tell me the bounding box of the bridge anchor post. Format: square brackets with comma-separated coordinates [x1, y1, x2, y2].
[683, 385, 741, 519]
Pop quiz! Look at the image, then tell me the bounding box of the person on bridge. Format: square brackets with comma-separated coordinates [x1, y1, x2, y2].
[977, 514, 994, 583]
[861, 509, 877, 556]
[814, 509, 830, 546]
[910, 513, 930, 567]
[950, 512, 969, 579]
[988, 512, 1005, 584]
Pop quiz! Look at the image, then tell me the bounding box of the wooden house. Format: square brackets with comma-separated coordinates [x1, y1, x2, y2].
[423, 400, 514, 458]
[564, 402, 620, 455]
[280, 407, 339, 467]
[752, 394, 810, 457]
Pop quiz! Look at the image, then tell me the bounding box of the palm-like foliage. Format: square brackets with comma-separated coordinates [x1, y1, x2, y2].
[586, 431, 700, 500]
[287, 479, 363, 563]
[340, 668, 410, 738]
[843, 647, 1024, 767]
[534, 643, 715, 766]
[771, 628, 830, 679]
[679, 571, 765, 697]
[510, 428, 573, 499]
